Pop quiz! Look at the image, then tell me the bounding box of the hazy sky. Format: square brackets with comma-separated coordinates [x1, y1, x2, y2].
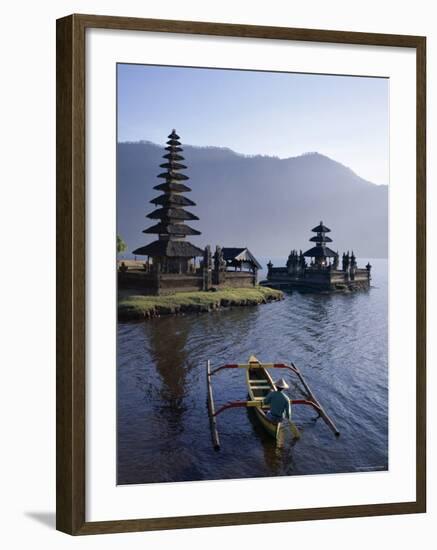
[117, 64, 389, 186]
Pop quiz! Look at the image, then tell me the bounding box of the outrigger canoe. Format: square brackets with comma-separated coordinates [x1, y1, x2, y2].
[207, 355, 339, 449]
[246, 358, 288, 439]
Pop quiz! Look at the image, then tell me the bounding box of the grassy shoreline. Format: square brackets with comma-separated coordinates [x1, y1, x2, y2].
[118, 286, 284, 321]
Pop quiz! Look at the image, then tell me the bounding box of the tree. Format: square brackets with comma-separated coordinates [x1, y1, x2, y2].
[117, 235, 127, 254]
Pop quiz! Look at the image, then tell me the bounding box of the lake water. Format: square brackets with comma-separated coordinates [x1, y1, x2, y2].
[117, 259, 388, 484]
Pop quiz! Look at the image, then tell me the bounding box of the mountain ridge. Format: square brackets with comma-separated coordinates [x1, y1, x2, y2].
[117, 141, 388, 259]
[119, 140, 385, 184]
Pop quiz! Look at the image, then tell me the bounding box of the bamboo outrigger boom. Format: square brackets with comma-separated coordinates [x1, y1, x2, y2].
[206, 360, 221, 449]
[206, 356, 340, 449]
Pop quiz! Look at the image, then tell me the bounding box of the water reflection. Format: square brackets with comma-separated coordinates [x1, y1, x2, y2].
[117, 259, 388, 484]
[145, 317, 191, 420]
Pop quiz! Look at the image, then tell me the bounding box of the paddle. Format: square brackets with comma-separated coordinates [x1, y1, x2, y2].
[288, 419, 301, 440]
[286, 390, 300, 440]
[276, 418, 300, 448]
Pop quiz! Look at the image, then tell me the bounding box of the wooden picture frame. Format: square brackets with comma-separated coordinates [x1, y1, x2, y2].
[56, 13, 426, 535]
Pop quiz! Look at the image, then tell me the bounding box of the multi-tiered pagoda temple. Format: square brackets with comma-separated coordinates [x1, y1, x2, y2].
[266, 221, 371, 292]
[303, 222, 338, 268]
[132, 130, 204, 273]
[118, 130, 260, 295]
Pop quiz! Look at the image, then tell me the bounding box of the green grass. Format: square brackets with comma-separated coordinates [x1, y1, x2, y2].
[118, 286, 283, 320]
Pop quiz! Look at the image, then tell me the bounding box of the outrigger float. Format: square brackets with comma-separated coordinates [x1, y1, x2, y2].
[207, 355, 340, 450]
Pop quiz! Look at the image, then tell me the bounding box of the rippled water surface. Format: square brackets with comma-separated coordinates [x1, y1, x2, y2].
[117, 259, 388, 484]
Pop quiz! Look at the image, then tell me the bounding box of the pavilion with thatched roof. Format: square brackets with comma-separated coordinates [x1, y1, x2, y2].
[222, 248, 262, 271]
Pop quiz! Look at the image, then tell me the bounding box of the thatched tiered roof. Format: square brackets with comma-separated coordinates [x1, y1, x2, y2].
[147, 207, 199, 221]
[133, 240, 203, 258]
[303, 221, 338, 259]
[303, 246, 338, 258]
[150, 193, 196, 207]
[133, 130, 203, 258]
[312, 222, 331, 233]
[153, 182, 191, 193]
[143, 223, 201, 236]
[310, 235, 333, 243]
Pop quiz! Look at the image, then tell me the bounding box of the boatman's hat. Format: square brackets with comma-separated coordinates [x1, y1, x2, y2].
[274, 378, 289, 390]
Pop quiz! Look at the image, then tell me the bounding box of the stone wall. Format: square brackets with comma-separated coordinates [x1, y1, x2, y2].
[222, 271, 257, 288]
[351, 269, 370, 282]
[159, 274, 204, 294]
[118, 271, 158, 293]
[118, 270, 204, 295]
[266, 266, 370, 292]
[118, 268, 256, 295]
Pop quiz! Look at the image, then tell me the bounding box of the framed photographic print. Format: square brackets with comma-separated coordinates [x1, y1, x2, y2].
[56, 14, 426, 535]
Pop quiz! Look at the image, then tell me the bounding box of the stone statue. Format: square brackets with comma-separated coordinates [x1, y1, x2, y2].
[204, 245, 212, 270]
[214, 245, 226, 272]
[342, 252, 350, 272]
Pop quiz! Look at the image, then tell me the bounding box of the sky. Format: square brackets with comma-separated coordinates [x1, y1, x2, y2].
[117, 64, 389, 186]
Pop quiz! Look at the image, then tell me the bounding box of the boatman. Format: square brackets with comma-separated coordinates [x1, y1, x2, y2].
[263, 378, 300, 443]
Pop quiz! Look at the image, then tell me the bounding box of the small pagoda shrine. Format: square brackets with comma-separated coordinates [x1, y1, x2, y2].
[132, 130, 204, 274]
[266, 221, 371, 292]
[303, 222, 339, 268]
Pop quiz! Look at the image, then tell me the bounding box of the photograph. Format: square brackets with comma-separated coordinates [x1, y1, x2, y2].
[116, 63, 389, 485]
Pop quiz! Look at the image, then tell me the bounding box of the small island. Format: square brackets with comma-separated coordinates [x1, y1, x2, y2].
[265, 221, 372, 292]
[118, 130, 282, 319]
[118, 286, 283, 321]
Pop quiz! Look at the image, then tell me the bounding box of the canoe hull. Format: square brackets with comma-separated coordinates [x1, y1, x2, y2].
[246, 365, 279, 439]
[253, 406, 279, 438]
